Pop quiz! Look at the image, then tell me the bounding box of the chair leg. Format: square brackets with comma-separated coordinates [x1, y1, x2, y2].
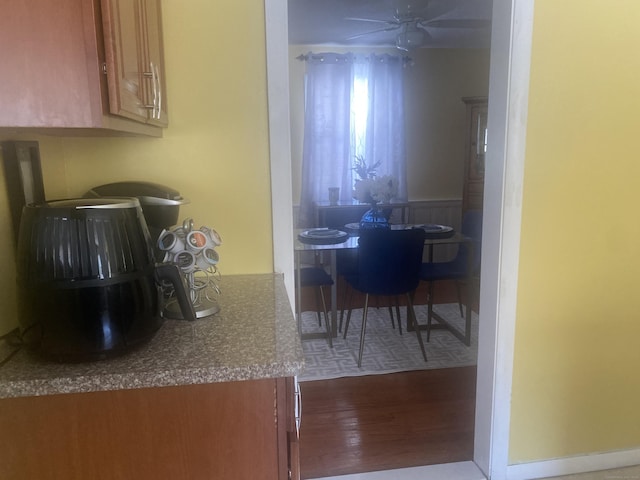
[427, 281, 434, 342]
[342, 286, 355, 338]
[343, 309, 352, 338]
[455, 280, 464, 317]
[385, 295, 402, 333]
[357, 294, 370, 368]
[319, 286, 333, 348]
[339, 279, 350, 333]
[395, 296, 402, 335]
[407, 293, 427, 362]
[314, 288, 323, 326]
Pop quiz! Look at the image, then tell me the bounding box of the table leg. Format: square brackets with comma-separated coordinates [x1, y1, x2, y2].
[464, 281, 472, 346]
[329, 250, 338, 338]
[427, 243, 434, 338]
[407, 243, 434, 333]
[463, 241, 475, 346]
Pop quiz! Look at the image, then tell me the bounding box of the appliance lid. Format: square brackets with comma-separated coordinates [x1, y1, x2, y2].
[44, 198, 141, 209]
[84, 181, 189, 206]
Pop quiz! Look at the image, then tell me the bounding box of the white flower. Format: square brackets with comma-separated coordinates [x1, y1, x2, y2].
[353, 175, 398, 204]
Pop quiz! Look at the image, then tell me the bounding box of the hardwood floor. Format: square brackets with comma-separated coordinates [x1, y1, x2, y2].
[299, 366, 477, 479]
[298, 277, 480, 479]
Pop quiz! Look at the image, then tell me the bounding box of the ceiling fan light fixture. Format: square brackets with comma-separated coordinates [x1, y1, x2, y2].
[396, 29, 424, 51]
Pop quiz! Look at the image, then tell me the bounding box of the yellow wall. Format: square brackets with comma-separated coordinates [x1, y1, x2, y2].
[288, 45, 490, 203]
[4, 0, 638, 467]
[0, 0, 273, 336]
[510, 0, 640, 462]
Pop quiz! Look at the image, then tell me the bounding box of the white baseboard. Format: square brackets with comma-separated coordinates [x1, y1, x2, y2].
[309, 461, 486, 480]
[506, 447, 640, 480]
[306, 449, 640, 480]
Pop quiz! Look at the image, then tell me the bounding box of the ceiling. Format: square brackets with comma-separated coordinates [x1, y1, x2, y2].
[288, 0, 493, 49]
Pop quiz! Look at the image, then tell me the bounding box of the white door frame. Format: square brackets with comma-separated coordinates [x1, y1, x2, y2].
[473, 0, 533, 478]
[264, 1, 534, 478]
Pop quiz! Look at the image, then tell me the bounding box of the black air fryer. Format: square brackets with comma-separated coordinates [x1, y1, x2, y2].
[16, 198, 195, 362]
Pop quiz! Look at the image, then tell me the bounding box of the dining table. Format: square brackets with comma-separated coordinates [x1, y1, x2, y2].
[294, 223, 475, 346]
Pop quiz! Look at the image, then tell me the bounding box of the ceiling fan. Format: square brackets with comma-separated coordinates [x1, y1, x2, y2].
[345, 2, 489, 51]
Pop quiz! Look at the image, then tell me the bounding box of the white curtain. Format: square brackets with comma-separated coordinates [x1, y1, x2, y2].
[298, 53, 407, 227]
[361, 55, 408, 202]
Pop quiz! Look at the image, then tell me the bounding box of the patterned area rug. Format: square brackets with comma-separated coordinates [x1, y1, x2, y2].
[298, 303, 479, 382]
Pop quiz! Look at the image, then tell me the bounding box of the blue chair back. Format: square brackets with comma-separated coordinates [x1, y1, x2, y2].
[353, 228, 426, 296]
[453, 210, 483, 273]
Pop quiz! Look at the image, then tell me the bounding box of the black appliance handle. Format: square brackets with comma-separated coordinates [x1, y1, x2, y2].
[154, 263, 197, 321]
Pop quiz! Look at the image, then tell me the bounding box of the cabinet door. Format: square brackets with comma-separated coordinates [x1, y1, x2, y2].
[101, 0, 167, 125]
[0, 0, 104, 128]
[142, 0, 168, 126]
[102, 0, 149, 123]
[462, 98, 488, 213]
[0, 381, 283, 480]
[468, 104, 488, 181]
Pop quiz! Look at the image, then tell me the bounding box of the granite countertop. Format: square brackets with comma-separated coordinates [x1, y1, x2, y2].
[0, 273, 304, 399]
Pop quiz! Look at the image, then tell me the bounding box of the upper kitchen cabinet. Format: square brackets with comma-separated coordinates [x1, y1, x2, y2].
[0, 0, 167, 137]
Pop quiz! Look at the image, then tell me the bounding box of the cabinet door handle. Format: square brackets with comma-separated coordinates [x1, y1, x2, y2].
[150, 62, 158, 119]
[142, 63, 158, 118]
[142, 66, 155, 116]
[294, 376, 301, 436]
[153, 62, 162, 120]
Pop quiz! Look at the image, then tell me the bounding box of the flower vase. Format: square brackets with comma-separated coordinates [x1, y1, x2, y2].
[360, 204, 390, 229]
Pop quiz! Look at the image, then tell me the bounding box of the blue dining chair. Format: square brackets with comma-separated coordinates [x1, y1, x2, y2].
[337, 248, 403, 335]
[342, 228, 427, 367]
[296, 266, 333, 348]
[419, 210, 482, 339]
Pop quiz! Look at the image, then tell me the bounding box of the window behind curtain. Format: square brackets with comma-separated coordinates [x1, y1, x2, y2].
[298, 53, 407, 228]
[351, 69, 369, 166]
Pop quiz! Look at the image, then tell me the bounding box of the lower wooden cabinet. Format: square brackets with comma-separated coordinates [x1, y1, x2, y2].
[0, 377, 299, 480]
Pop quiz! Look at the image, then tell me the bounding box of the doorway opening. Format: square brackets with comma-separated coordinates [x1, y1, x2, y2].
[265, 1, 532, 478]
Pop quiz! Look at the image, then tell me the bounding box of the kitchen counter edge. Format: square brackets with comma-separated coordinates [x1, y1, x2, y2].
[0, 273, 305, 399]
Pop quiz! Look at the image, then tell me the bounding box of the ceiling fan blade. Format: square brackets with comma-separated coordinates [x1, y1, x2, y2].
[346, 25, 401, 40]
[420, 18, 491, 29]
[344, 17, 395, 24]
